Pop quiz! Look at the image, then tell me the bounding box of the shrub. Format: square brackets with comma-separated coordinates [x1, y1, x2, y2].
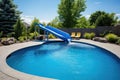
[29, 33, 35, 40]
[24, 36, 27, 40]
[105, 33, 118, 43]
[34, 32, 39, 36]
[116, 38, 120, 45]
[84, 32, 95, 39]
[100, 31, 112, 37]
[29, 32, 39, 40]
[84, 33, 91, 39]
[90, 32, 95, 39]
[48, 34, 56, 39]
[18, 36, 25, 42]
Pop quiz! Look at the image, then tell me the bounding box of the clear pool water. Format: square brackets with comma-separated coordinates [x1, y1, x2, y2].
[7, 41, 120, 80]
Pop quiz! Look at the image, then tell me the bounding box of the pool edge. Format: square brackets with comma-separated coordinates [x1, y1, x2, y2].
[0, 39, 120, 80]
[0, 41, 55, 80]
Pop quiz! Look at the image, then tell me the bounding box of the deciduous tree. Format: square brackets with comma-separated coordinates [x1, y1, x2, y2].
[29, 18, 39, 33]
[58, 0, 86, 28]
[89, 11, 118, 26]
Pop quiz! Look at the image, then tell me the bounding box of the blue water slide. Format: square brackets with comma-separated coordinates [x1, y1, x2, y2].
[37, 24, 71, 42]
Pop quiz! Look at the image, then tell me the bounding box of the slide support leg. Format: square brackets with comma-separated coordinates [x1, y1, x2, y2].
[45, 31, 49, 41]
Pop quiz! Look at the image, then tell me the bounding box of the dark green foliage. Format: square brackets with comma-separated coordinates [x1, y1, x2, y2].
[89, 11, 105, 25]
[89, 11, 118, 26]
[0, 31, 3, 38]
[14, 18, 25, 39]
[58, 0, 86, 28]
[105, 33, 118, 43]
[0, 0, 21, 36]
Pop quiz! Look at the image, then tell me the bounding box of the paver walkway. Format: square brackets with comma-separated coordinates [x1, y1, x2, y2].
[0, 72, 18, 80]
[0, 41, 44, 80]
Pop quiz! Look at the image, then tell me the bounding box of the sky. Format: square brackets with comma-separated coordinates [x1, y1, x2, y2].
[14, 0, 120, 24]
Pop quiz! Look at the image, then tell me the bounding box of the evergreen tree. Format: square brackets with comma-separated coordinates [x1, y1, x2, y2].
[0, 0, 21, 36]
[58, 0, 86, 28]
[14, 18, 24, 39]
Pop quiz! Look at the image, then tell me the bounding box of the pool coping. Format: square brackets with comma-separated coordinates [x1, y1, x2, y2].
[0, 39, 120, 80]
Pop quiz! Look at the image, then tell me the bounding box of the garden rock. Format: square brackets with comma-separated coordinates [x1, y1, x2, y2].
[93, 37, 107, 43]
[1, 37, 16, 45]
[36, 35, 44, 40]
[7, 37, 16, 43]
[1, 40, 10, 45]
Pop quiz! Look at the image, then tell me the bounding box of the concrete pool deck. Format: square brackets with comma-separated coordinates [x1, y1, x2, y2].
[0, 39, 120, 80]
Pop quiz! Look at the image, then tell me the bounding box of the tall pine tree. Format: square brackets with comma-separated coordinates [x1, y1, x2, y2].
[0, 0, 21, 36]
[58, 0, 86, 28]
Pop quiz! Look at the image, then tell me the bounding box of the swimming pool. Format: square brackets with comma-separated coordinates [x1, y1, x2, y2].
[7, 41, 120, 80]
